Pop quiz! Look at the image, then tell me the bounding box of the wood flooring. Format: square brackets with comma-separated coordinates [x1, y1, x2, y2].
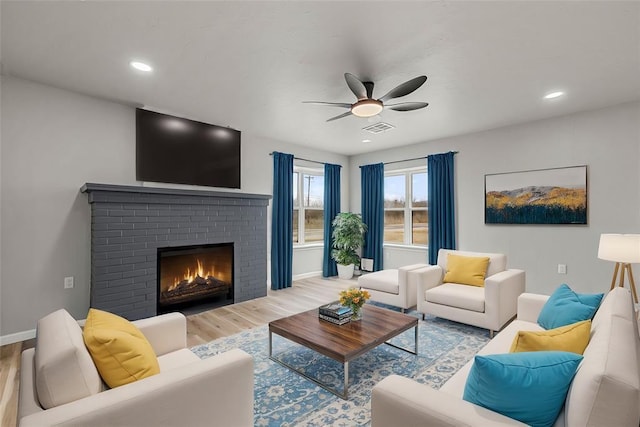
[0, 276, 356, 426]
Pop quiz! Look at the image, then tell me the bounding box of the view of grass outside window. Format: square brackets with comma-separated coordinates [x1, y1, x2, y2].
[293, 169, 324, 244]
[384, 168, 428, 245]
[384, 174, 405, 243]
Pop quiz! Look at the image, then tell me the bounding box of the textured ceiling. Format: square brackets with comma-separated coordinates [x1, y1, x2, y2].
[2, 1, 639, 155]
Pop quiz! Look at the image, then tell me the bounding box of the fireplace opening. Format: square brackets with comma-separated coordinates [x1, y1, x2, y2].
[157, 243, 233, 315]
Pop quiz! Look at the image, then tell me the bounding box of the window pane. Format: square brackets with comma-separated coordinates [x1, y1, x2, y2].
[293, 172, 299, 206]
[412, 172, 427, 207]
[304, 210, 324, 243]
[384, 175, 405, 208]
[412, 210, 428, 245]
[292, 209, 299, 243]
[303, 174, 324, 208]
[384, 210, 404, 243]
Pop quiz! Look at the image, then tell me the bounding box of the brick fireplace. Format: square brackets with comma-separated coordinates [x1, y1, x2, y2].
[82, 183, 270, 320]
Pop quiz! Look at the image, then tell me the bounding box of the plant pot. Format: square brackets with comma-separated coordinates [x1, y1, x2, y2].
[337, 263, 355, 280]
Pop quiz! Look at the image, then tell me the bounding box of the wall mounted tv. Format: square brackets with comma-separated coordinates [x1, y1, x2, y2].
[136, 108, 241, 189]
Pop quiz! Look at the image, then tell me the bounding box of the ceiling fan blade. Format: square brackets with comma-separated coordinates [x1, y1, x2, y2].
[326, 111, 353, 122]
[344, 73, 368, 100]
[363, 82, 375, 99]
[378, 76, 428, 102]
[302, 101, 351, 108]
[385, 102, 429, 111]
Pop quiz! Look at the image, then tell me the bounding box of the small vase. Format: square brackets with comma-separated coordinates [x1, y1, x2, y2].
[351, 306, 363, 321]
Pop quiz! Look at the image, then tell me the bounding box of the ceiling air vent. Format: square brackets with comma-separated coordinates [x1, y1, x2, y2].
[362, 122, 395, 134]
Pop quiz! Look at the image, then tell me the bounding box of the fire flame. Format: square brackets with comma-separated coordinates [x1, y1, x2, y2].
[167, 259, 216, 292]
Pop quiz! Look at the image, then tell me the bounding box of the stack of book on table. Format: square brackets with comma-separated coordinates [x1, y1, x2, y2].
[319, 301, 352, 325]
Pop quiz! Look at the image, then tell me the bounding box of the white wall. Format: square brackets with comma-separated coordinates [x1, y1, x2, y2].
[383, 245, 427, 269]
[292, 245, 323, 278]
[350, 102, 640, 296]
[0, 76, 348, 337]
[1, 76, 135, 339]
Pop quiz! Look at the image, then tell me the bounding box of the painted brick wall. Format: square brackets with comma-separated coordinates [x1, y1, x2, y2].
[82, 183, 270, 320]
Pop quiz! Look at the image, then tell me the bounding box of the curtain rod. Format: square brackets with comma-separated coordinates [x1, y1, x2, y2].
[268, 152, 329, 166]
[269, 150, 459, 167]
[383, 151, 459, 166]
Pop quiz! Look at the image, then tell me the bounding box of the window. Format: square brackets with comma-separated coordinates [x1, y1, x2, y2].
[293, 167, 324, 244]
[384, 168, 427, 246]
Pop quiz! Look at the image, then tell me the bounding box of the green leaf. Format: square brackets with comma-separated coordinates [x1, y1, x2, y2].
[330, 212, 367, 265]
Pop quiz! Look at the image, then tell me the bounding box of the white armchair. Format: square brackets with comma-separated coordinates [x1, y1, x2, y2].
[412, 249, 525, 336]
[358, 263, 429, 312]
[18, 309, 254, 427]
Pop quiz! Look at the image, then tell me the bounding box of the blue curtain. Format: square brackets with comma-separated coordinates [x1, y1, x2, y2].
[322, 163, 341, 277]
[428, 151, 457, 265]
[271, 152, 293, 289]
[361, 163, 384, 271]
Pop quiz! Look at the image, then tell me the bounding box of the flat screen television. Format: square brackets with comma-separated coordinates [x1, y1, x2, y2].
[136, 108, 241, 189]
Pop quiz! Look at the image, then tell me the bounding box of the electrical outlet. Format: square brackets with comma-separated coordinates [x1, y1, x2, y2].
[557, 264, 567, 274]
[64, 276, 74, 289]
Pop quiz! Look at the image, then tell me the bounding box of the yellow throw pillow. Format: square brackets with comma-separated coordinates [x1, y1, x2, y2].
[509, 320, 591, 355]
[83, 308, 160, 388]
[443, 254, 490, 287]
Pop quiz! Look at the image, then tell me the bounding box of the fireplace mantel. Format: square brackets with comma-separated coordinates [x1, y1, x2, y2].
[81, 182, 271, 202]
[82, 183, 271, 320]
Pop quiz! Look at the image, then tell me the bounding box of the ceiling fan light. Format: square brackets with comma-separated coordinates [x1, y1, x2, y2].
[351, 99, 384, 117]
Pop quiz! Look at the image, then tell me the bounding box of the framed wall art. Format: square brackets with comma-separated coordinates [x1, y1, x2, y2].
[485, 165, 587, 225]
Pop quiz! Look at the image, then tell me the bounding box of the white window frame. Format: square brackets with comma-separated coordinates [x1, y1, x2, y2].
[293, 166, 324, 246]
[383, 166, 427, 247]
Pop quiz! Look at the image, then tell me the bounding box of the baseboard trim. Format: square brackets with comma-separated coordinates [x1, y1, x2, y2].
[267, 271, 323, 286]
[1, 329, 36, 346]
[293, 271, 323, 280]
[1, 318, 87, 346]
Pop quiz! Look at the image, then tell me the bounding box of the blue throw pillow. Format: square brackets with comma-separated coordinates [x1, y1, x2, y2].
[537, 283, 603, 329]
[463, 351, 583, 427]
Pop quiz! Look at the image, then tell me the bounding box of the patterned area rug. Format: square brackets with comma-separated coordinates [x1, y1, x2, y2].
[191, 312, 490, 427]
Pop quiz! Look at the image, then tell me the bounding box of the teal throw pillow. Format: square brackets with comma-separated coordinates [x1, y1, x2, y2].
[537, 283, 603, 329]
[463, 351, 583, 427]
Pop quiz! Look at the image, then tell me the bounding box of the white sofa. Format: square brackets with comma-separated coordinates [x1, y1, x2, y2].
[18, 309, 254, 427]
[371, 287, 640, 426]
[414, 249, 525, 336]
[358, 263, 429, 312]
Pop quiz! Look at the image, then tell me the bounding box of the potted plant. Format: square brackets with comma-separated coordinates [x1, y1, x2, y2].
[331, 212, 367, 280]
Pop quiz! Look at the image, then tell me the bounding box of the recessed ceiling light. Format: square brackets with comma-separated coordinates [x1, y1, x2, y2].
[362, 139, 372, 143]
[130, 61, 153, 72]
[544, 91, 564, 100]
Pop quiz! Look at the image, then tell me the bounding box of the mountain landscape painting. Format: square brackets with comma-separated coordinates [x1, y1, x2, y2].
[485, 166, 587, 225]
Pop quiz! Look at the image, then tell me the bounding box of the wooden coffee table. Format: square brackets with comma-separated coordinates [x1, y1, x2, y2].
[268, 304, 418, 399]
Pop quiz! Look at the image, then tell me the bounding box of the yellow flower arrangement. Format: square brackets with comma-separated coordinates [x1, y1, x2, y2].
[339, 288, 371, 320]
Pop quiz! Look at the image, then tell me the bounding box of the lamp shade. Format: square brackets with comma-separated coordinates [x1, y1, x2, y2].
[598, 234, 640, 263]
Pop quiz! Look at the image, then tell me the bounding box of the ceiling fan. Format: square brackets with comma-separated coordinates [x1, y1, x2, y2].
[304, 73, 429, 122]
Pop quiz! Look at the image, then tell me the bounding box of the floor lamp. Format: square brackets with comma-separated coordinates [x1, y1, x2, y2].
[598, 234, 640, 304]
